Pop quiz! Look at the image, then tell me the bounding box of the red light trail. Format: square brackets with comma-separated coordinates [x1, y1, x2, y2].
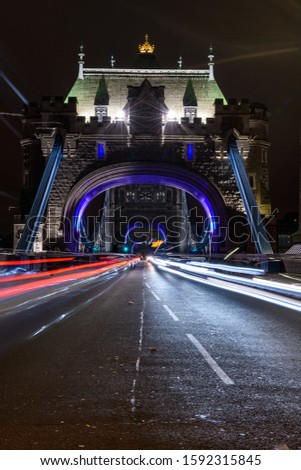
[0, 257, 75, 266]
[0, 258, 118, 284]
[0, 257, 140, 300]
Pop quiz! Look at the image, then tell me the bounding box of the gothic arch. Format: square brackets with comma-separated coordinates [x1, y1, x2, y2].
[62, 162, 228, 250]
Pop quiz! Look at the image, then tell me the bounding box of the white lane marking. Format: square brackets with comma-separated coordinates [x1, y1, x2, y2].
[145, 282, 151, 289]
[151, 290, 161, 301]
[186, 334, 235, 385]
[163, 304, 180, 322]
[131, 292, 145, 413]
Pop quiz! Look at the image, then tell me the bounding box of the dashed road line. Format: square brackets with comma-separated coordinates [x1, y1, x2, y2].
[145, 272, 235, 385]
[151, 290, 161, 301]
[144, 282, 161, 300]
[163, 304, 180, 322]
[186, 333, 235, 385]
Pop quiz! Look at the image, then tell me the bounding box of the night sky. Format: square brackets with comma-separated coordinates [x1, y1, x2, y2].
[1, 0, 301, 238]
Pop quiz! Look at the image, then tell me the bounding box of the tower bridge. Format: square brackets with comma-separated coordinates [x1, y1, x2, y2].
[17, 35, 272, 254]
[4, 38, 301, 454]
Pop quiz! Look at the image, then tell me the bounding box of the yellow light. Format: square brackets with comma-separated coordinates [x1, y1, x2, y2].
[138, 34, 155, 54]
[151, 240, 164, 248]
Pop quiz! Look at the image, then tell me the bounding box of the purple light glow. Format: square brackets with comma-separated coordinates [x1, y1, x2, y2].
[75, 174, 217, 237]
[124, 224, 167, 245]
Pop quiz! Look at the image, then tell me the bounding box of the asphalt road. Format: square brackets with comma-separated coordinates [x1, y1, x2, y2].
[0, 261, 300, 450]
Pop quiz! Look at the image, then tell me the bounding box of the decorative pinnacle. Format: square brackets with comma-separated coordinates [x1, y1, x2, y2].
[111, 55, 115, 68]
[78, 41, 85, 62]
[208, 43, 214, 62]
[138, 34, 155, 54]
[177, 55, 183, 69]
[78, 41, 85, 80]
[208, 43, 215, 81]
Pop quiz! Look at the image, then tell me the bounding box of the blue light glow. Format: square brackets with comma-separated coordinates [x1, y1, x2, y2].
[187, 144, 194, 160]
[97, 143, 105, 159]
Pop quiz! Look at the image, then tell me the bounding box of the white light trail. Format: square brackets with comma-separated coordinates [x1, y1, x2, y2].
[150, 257, 301, 300]
[25, 273, 128, 340]
[251, 277, 301, 293]
[150, 261, 301, 312]
[188, 261, 265, 276]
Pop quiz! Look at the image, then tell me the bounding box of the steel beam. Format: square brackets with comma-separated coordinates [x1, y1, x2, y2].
[17, 132, 64, 253]
[227, 135, 273, 254]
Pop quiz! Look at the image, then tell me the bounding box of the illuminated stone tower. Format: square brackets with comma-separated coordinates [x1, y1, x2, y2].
[20, 35, 272, 253]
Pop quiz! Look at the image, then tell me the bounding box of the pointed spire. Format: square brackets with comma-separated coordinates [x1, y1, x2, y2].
[208, 43, 214, 81]
[177, 56, 183, 69]
[94, 77, 109, 105]
[78, 41, 85, 80]
[183, 79, 197, 107]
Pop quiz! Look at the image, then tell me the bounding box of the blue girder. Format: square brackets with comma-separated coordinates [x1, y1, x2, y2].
[17, 132, 64, 253]
[227, 135, 273, 254]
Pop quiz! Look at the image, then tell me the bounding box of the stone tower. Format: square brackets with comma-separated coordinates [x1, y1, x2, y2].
[19, 35, 271, 254]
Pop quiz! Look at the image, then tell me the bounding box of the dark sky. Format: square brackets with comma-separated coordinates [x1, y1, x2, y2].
[1, 0, 301, 235]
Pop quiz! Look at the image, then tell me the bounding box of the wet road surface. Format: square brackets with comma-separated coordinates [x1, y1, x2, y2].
[0, 261, 300, 449]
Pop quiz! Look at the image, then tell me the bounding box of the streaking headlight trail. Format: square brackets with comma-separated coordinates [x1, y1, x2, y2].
[149, 257, 301, 312]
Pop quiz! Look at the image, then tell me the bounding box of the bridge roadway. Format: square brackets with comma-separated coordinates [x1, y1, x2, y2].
[0, 260, 300, 449]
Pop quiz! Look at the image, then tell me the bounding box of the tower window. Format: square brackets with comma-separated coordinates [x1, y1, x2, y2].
[137, 188, 153, 202]
[154, 191, 166, 203]
[262, 150, 268, 164]
[95, 105, 108, 122]
[126, 191, 136, 203]
[184, 107, 197, 124]
[249, 173, 257, 190]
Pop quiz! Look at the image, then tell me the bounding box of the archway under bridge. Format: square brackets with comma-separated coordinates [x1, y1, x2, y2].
[61, 162, 228, 253]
